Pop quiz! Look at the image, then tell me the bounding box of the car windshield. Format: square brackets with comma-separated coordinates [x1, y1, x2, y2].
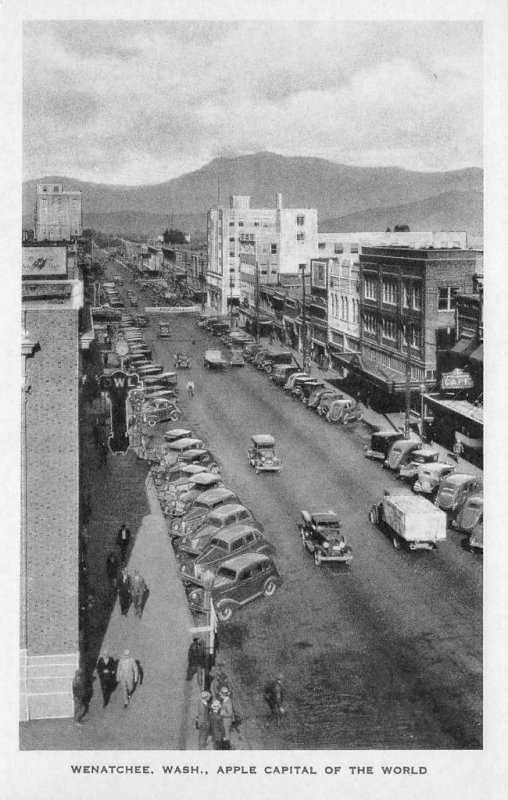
[210, 538, 229, 551]
[440, 486, 455, 495]
[258, 448, 274, 457]
[313, 515, 340, 527]
[216, 567, 237, 581]
[467, 499, 482, 510]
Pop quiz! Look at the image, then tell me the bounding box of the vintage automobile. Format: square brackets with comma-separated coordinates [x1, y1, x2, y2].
[323, 397, 363, 424]
[142, 384, 177, 400]
[186, 552, 282, 622]
[369, 492, 447, 551]
[290, 377, 322, 401]
[384, 438, 422, 471]
[179, 524, 276, 579]
[283, 371, 309, 392]
[164, 463, 210, 485]
[307, 385, 338, 410]
[210, 321, 230, 337]
[243, 343, 265, 362]
[204, 349, 227, 369]
[271, 364, 301, 386]
[159, 322, 171, 339]
[365, 430, 407, 461]
[226, 331, 255, 348]
[398, 449, 441, 483]
[299, 380, 328, 405]
[229, 349, 245, 367]
[197, 314, 216, 328]
[136, 364, 165, 378]
[453, 492, 483, 553]
[169, 489, 242, 540]
[128, 343, 152, 356]
[174, 448, 219, 471]
[129, 295, 139, 307]
[299, 510, 352, 566]
[165, 472, 225, 516]
[252, 348, 270, 369]
[248, 434, 282, 474]
[135, 314, 149, 327]
[434, 474, 483, 517]
[163, 428, 193, 443]
[412, 462, 456, 497]
[142, 397, 181, 427]
[175, 504, 262, 559]
[160, 437, 205, 467]
[259, 347, 294, 374]
[206, 316, 229, 332]
[175, 352, 191, 369]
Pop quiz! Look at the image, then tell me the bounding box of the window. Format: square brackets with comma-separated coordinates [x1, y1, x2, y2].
[229, 251, 235, 257]
[229, 221, 235, 227]
[318, 242, 326, 249]
[402, 283, 410, 308]
[231, 539, 244, 552]
[412, 284, 422, 310]
[245, 532, 256, 544]
[240, 569, 253, 582]
[364, 313, 377, 335]
[238, 221, 244, 227]
[296, 215, 305, 226]
[382, 319, 397, 341]
[351, 243, 359, 254]
[271, 244, 277, 254]
[364, 277, 377, 301]
[402, 324, 422, 349]
[334, 243, 343, 254]
[382, 278, 397, 305]
[438, 286, 459, 311]
[229, 237, 235, 242]
[297, 233, 305, 242]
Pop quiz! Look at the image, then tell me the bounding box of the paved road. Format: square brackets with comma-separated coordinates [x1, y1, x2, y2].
[115, 261, 482, 751]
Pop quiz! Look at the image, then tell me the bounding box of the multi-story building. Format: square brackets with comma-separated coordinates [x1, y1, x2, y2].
[35, 183, 82, 242]
[20, 243, 84, 720]
[331, 246, 481, 410]
[207, 194, 317, 314]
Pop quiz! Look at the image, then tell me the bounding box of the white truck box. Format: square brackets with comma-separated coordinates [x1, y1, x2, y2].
[383, 495, 447, 543]
[204, 349, 226, 367]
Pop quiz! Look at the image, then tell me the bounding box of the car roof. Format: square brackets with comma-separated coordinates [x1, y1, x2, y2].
[440, 473, 481, 487]
[209, 503, 249, 519]
[311, 511, 340, 523]
[170, 438, 203, 449]
[181, 448, 208, 458]
[196, 487, 235, 503]
[420, 462, 454, 473]
[219, 552, 272, 570]
[165, 428, 192, 439]
[464, 492, 483, 505]
[251, 434, 275, 446]
[190, 472, 221, 485]
[411, 449, 439, 458]
[211, 524, 260, 542]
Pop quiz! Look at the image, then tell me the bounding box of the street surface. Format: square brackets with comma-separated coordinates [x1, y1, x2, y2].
[116, 262, 482, 750]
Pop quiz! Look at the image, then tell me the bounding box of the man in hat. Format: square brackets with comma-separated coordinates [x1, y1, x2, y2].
[264, 673, 285, 726]
[116, 649, 139, 708]
[96, 649, 117, 707]
[106, 551, 119, 590]
[116, 523, 131, 563]
[186, 636, 206, 685]
[219, 686, 234, 749]
[130, 569, 147, 618]
[209, 699, 225, 750]
[196, 691, 212, 749]
[210, 663, 230, 700]
[72, 668, 88, 725]
[118, 567, 132, 616]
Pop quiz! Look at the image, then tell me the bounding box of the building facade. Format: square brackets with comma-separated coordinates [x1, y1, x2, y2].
[35, 183, 82, 242]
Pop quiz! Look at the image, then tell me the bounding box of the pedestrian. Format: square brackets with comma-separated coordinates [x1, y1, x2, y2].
[187, 380, 195, 398]
[106, 551, 119, 590]
[219, 686, 234, 749]
[209, 699, 225, 750]
[116, 649, 139, 709]
[96, 649, 117, 708]
[130, 569, 147, 618]
[118, 567, 132, 616]
[196, 690, 212, 750]
[264, 673, 285, 726]
[72, 668, 88, 725]
[116, 523, 131, 562]
[99, 438, 108, 466]
[173, 353, 178, 368]
[210, 664, 230, 700]
[186, 636, 206, 685]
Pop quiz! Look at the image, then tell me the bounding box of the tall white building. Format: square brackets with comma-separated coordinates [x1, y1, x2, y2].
[35, 183, 82, 242]
[207, 194, 317, 314]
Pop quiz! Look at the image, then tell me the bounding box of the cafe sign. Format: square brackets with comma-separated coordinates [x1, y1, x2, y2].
[441, 368, 474, 391]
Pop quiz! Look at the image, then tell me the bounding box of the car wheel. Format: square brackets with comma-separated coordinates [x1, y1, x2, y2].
[265, 364, 273, 374]
[147, 418, 156, 427]
[369, 506, 378, 525]
[392, 536, 400, 550]
[169, 411, 180, 422]
[217, 602, 234, 622]
[263, 578, 278, 597]
[314, 552, 322, 566]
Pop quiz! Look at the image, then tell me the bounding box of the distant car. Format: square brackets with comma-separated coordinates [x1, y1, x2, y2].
[272, 364, 301, 386]
[142, 397, 180, 427]
[384, 438, 422, 471]
[179, 524, 276, 579]
[129, 295, 139, 307]
[135, 314, 149, 327]
[186, 553, 282, 622]
[229, 349, 245, 367]
[299, 510, 352, 566]
[248, 434, 282, 474]
[159, 323, 171, 339]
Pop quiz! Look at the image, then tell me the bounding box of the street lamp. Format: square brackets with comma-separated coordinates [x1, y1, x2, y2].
[201, 569, 216, 689]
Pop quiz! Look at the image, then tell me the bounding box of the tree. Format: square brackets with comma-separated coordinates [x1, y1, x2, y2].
[394, 224, 410, 232]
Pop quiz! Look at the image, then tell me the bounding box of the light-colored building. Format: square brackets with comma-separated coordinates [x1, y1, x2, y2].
[207, 194, 318, 314]
[35, 183, 82, 242]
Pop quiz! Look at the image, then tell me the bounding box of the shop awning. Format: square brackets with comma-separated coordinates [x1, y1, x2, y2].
[469, 344, 483, 364]
[332, 352, 431, 394]
[424, 394, 483, 427]
[450, 336, 477, 356]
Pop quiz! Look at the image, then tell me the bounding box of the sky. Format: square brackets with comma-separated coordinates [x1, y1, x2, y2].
[22, 20, 482, 185]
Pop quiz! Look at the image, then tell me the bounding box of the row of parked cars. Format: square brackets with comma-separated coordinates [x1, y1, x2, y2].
[364, 429, 483, 553]
[150, 428, 282, 623]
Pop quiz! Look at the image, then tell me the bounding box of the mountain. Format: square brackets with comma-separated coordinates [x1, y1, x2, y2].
[320, 190, 483, 235]
[23, 152, 483, 233]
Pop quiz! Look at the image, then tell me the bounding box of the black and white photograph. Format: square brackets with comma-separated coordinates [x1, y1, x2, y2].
[1, 0, 507, 798]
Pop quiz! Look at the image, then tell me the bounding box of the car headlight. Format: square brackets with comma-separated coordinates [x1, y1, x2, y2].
[323, 542, 330, 549]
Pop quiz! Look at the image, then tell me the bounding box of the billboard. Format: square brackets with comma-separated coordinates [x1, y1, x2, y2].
[22, 246, 67, 277]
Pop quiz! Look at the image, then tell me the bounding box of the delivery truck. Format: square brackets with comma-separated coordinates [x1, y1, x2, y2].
[204, 349, 227, 369]
[369, 492, 447, 551]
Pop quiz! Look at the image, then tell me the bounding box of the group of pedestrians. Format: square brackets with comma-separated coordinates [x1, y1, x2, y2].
[194, 663, 238, 750]
[73, 648, 143, 723]
[105, 524, 149, 619]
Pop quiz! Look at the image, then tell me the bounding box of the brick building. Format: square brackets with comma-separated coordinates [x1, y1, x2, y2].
[35, 183, 82, 242]
[20, 248, 83, 720]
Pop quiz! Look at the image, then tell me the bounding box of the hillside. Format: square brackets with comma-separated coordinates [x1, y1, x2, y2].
[23, 151, 482, 229]
[320, 190, 483, 235]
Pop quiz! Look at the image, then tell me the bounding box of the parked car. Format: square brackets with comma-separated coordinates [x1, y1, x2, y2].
[299, 510, 352, 566]
[135, 314, 149, 327]
[434, 474, 483, 517]
[159, 322, 171, 339]
[398, 449, 441, 483]
[271, 364, 301, 386]
[412, 462, 456, 497]
[252, 348, 270, 369]
[307, 385, 337, 410]
[166, 472, 225, 516]
[243, 343, 265, 362]
[365, 430, 407, 461]
[136, 364, 164, 377]
[141, 372, 178, 390]
[161, 438, 205, 466]
[369, 492, 447, 551]
[163, 428, 192, 443]
[229, 349, 245, 367]
[204, 349, 227, 369]
[175, 352, 191, 369]
[283, 371, 309, 392]
[384, 438, 422, 471]
[186, 553, 282, 622]
[170, 489, 242, 540]
[299, 380, 328, 405]
[129, 295, 139, 307]
[164, 463, 210, 483]
[290, 377, 321, 401]
[175, 504, 262, 557]
[174, 448, 219, 471]
[197, 315, 218, 329]
[260, 347, 294, 374]
[142, 397, 181, 427]
[248, 434, 282, 474]
[453, 492, 483, 553]
[179, 524, 276, 579]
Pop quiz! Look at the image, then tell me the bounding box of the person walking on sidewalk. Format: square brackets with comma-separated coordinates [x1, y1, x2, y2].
[209, 699, 225, 750]
[264, 673, 285, 726]
[72, 668, 89, 725]
[196, 691, 212, 750]
[116, 649, 139, 709]
[106, 551, 119, 590]
[210, 664, 230, 700]
[96, 649, 117, 708]
[116, 523, 131, 563]
[186, 636, 206, 685]
[130, 570, 147, 618]
[219, 686, 234, 750]
[118, 567, 132, 616]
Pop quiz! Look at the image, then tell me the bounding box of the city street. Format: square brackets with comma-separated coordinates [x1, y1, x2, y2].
[117, 262, 482, 751]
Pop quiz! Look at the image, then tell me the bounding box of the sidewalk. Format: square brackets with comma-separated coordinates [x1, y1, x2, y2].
[20, 405, 194, 750]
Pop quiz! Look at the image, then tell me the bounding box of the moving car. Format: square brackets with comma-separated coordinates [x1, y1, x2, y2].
[248, 434, 282, 474]
[229, 349, 245, 367]
[186, 553, 282, 622]
[299, 510, 352, 566]
[175, 352, 191, 369]
[179, 524, 276, 579]
[369, 492, 447, 550]
[204, 349, 227, 369]
[434, 474, 483, 517]
[159, 322, 171, 339]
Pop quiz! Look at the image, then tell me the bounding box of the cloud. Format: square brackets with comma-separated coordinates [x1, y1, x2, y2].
[22, 20, 482, 183]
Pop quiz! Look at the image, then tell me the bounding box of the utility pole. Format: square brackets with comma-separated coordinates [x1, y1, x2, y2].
[300, 264, 310, 374]
[404, 321, 412, 438]
[255, 260, 260, 343]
